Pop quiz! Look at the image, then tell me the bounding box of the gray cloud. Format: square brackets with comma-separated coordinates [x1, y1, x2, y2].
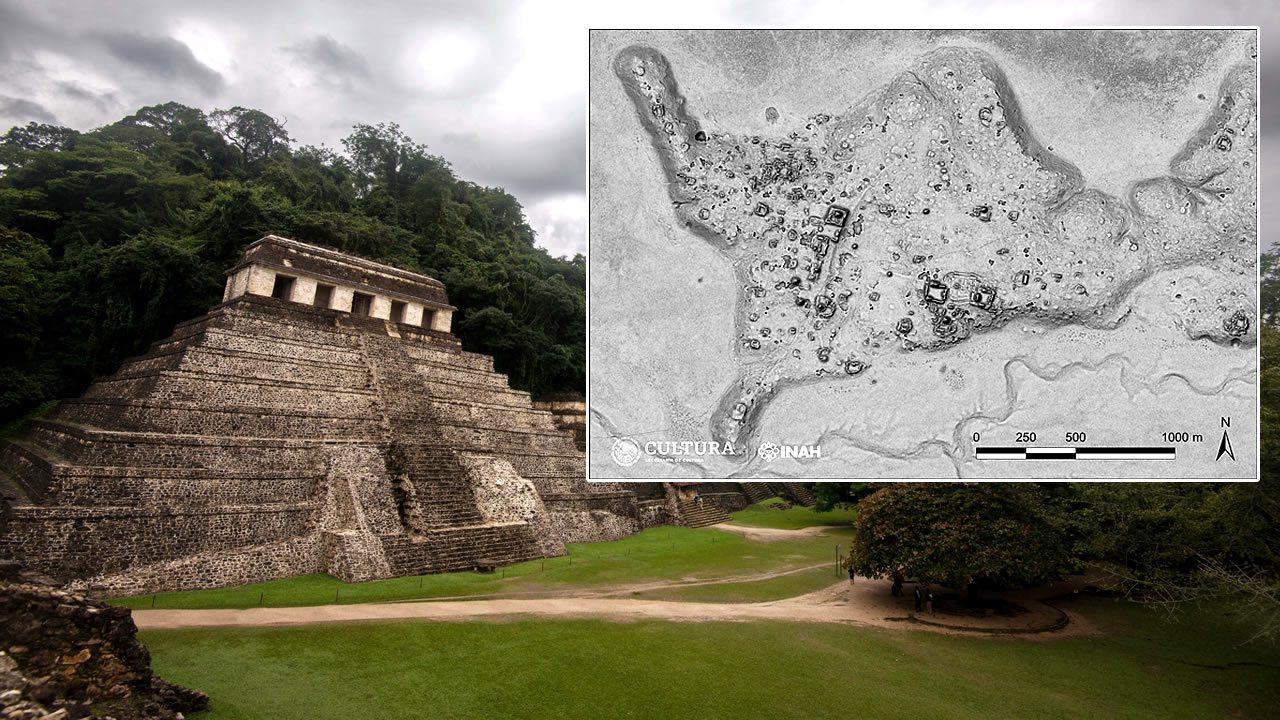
[441, 118, 585, 199]
[0, 2, 52, 62]
[0, 95, 57, 124]
[284, 35, 370, 86]
[1256, 45, 1279, 137]
[56, 81, 120, 114]
[91, 30, 225, 95]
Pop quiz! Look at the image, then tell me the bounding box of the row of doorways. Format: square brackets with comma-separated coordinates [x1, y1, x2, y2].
[271, 274, 435, 327]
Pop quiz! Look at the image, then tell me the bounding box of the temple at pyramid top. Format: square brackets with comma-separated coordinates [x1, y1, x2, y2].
[223, 235, 456, 332]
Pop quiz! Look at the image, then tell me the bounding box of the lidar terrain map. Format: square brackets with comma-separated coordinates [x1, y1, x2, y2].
[589, 30, 1258, 480]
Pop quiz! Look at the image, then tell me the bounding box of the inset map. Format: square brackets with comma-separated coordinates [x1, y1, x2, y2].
[588, 29, 1258, 480]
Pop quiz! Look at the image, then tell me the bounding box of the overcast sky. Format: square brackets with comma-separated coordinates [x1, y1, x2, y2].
[0, 0, 1273, 257]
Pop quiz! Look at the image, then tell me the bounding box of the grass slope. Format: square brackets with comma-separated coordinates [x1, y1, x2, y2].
[113, 525, 850, 609]
[141, 598, 1280, 720]
[729, 498, 856, 529]
[631, 565, 841, 603]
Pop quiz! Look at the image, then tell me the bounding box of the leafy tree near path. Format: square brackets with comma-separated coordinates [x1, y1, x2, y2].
[848, 483, 1073, 594]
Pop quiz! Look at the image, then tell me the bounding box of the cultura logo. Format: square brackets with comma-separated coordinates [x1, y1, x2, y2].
[757, 442, 781, 461]
[610, 438, 643, 467]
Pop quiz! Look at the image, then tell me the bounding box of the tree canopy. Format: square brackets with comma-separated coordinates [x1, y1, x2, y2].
[842, 478, 1279, 638]
[0, 104, 585, 422]
[848, 484, 1074, 592]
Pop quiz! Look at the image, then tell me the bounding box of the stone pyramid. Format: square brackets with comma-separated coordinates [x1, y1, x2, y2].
[0, 236, 639, 595]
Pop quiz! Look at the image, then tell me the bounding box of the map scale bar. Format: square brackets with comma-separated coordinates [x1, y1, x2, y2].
[976, 447, 1176, 461]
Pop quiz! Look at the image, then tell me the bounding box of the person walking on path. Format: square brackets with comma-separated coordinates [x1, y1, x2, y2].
[891, 572, 904, 597]
[913, 586, 923, 613]
[847, 563, 856, 583]
[925, 588, 934, 614]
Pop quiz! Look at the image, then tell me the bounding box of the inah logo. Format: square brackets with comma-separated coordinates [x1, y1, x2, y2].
[611, 438, 643, 467]
[757, 442, 821, 461]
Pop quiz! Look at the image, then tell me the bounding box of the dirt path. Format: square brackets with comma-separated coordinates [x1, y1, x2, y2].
[133, 575, 1097, 638]
[711, 523, 845, 542]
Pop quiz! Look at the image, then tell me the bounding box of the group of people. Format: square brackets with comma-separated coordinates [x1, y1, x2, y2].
[911, 585, 935, 614]
[861, 569, 933, 614]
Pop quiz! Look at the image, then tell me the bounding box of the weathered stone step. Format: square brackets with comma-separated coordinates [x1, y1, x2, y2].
[501, 452, 585, 478]
[434, 424, 582, 455]
[52, 399, 383, 439]
[46, 470, 319, 508]
[677, 499, 730, 527]
[83, 371, 377, 414]
[172, 346, 369, 387]
[784, 482, 816, 506]
[394, 444, 486, 528]
[378, 522, 545, 575]
[109, 346, 187, 376]
[0, 440, 55, 502]
[23, 420, 334, 471]
[3, 501, 318, 578]
[770, 482, 816, 507]
[383, 373, 531, 407]
[372, 339, 495, 373]
[4, 500, 317, 518]
[220, 314, 366, 350]
[376, 356, 515, 391]
[424, 398, 561, 432]
[740, 483, 773, 504]
[143, 311, 361, 360]
[185, 328, 364, 366]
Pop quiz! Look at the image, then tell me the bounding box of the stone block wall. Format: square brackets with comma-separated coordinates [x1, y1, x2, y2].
[544, 496, 641, 543]
[687, 484, 751, 513]
[6, 504, 318, 580]
[533, 394, 586, 451]
[68, 536, 327, 597]
[637, 499, 672, 529]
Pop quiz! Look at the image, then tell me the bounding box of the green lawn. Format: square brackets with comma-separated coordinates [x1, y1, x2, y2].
[729, 497, 857, 529]
[141, 598, 1280, 720]
[113, 525, 849, 609]
[631, 565, 841, 603]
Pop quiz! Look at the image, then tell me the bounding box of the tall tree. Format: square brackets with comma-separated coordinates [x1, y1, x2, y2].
[209, 107, 291, 169]
[849, 484, 1074, 593]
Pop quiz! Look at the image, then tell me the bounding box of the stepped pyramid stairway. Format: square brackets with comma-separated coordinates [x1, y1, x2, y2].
[358, 336, 554, 575]
[361, 332, 640, 545]
[676, 498, 730, 528]
[781, 483, 817, 507]
[0, 288, 636, 594]
[767, 483, 816, 507]
[739, 483, 774, 505]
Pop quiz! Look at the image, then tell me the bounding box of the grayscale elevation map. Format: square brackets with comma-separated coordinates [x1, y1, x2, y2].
[588, 29, 1258, 480]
